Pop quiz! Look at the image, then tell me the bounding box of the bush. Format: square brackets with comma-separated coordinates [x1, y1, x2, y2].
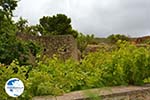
[0, 42, 150, 99]
[25, 42, 150, 97]
[101, 41, 150, 85]
[76, 33, 94, 53]
[107, 34, 129, 43]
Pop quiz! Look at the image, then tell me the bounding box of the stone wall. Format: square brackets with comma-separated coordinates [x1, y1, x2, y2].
[17, 33, 79, 61]
[134, 36, 150, 44]
[33, 85, 150, 100]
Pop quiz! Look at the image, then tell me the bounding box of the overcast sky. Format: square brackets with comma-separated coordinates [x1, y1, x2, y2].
[13, 0, 150, 37]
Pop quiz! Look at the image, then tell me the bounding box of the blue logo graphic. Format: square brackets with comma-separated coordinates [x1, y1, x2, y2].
[5, 78, 24, 97]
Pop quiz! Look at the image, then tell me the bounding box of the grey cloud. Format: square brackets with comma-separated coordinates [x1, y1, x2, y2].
[14, 0, 150, 37]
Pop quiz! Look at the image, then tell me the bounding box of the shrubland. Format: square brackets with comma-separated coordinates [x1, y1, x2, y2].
[0, 41, 150, 99]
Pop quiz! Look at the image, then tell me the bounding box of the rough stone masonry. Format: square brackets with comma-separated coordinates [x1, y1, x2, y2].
[17, 33, 79, 61]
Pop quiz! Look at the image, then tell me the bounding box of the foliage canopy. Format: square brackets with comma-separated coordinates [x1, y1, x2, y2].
[39, 14, 78, 37]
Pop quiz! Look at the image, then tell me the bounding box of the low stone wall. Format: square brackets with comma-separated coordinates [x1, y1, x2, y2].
[33, 85, 150, 100]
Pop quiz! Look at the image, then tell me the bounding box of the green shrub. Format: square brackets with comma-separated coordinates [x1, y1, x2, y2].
[0, 42, 150, 99]
[76, 33, 94, 53]
[107, 34, 129, 43]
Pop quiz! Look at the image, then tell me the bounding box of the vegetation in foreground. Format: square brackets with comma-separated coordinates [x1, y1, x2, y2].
[0, 41, 150, 100]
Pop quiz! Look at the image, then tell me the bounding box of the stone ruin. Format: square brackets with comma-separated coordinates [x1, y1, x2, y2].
[17, 33, 79, 62]
[134, 36, 150, 44]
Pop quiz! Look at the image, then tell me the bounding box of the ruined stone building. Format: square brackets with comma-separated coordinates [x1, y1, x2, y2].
[17, 33, 79, 61]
